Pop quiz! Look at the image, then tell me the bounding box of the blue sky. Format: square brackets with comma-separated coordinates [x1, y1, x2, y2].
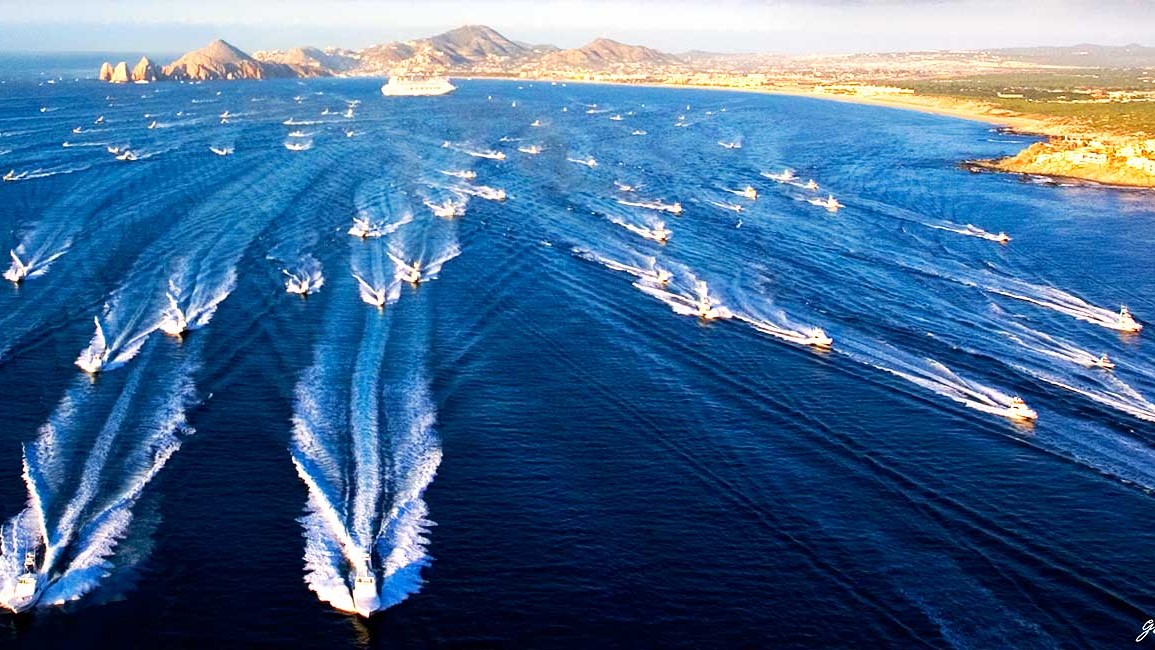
[0, 0, 1151, 54]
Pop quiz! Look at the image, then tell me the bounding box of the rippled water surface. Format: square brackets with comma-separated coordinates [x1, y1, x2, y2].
[1, 60, 1154, 648]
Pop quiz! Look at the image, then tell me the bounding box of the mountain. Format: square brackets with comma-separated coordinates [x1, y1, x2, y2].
[539, 38, 680, 69]
[427, 25, 529, 62]
[358, 25, 535, 73]
[253, 46, 360, 73]
[162, 39, 323, 80]
[99, 26, 1152, 85]
[100, 28, 684, 82]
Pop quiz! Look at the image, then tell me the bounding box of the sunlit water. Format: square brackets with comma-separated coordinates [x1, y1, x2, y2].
[1, 58, 1154, 647]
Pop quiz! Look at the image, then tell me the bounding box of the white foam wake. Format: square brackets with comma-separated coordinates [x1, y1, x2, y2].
[4, 237, 71, 283]
[1, 344, 198, 611]
[730, 295, 831, 349]
[841, 340, 1029, 421]
[982, 276, 1136, 332]
[290, 302, 442, 616]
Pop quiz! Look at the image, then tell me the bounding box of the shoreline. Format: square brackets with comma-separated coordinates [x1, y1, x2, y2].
[457, 75, 1154, 189]
[457, 75, 1058, 137]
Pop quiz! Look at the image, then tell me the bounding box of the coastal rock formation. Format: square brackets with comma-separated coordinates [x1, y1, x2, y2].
[162, 39, 318, 81]
[98, 62, 114, 81]
[109, 61, 131, 83]
[978, 137, 1155, 188]
[131, 56, 161, 82]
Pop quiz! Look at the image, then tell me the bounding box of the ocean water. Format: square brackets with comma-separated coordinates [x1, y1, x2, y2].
[1, 58, 1154, 648]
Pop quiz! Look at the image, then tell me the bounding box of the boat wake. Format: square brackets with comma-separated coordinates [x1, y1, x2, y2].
[283, 256, 325, 296]
[571, 247, 674, 287]
[841, 341, 1034, 421]
[927, 222, 1010, 244]
[75, 315, 151, 375]
[290, 294, 442, 616]
[159, 264, 237, 336]
[1000, 323, 1155, 422]
[4, 238, 71, 284]
[352, 237, 402, 308]
[0, 341, 198, 612]
[706, 199, 745, 214]
[456, 184, 506, 202]
[606, 213, 672, 244]
[730, 296, 832, 349]
[983, 276, 1140, 332]
[1001, 322, 1116, 371]
[422, 194, 467, 220]
[3, 164, 90, 183]
[388, 240, 460, 288]
[617, 198, 683, 215]
[444, 141, 505, 161]
[634, 272, 733, 321]
[439, 169, 477, 181]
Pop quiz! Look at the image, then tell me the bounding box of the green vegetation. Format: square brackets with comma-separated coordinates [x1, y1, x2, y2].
[980, 99, 1155, 134]
[898, 69, 1153, 96]
[890, 69, 1155, 135]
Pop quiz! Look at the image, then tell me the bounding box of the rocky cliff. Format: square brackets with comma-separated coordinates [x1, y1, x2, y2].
[109, 61, 130, 83]
[131, 56, 161, 82]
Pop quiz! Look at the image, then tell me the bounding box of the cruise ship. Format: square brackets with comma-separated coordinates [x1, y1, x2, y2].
[380, 76, 456, 97]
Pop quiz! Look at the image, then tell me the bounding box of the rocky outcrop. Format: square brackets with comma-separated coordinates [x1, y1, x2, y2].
[98, 62, 114, 81]
[131, 56, 161, 82]
[109, 61, 131, 83]
[976, 138, 1155, 188]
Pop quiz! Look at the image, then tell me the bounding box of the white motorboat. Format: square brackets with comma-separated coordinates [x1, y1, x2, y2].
[158, 293, 188, 337]
[1117, 305, 1143, 332]
[4, 249, 28, 283]
[1006, 396, 1038, 421]
[351, 555, 381, 617]
[808, 195, 842, 212]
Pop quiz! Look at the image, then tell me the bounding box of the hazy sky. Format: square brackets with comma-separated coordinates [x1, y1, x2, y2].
[0, 0, 1151, 54]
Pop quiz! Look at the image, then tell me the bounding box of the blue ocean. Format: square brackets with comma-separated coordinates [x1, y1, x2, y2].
[1, 55, 1154, 648]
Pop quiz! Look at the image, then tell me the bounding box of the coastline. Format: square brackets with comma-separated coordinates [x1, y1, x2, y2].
[458, 75, 1154, 189]
[459, 75, 1058, 136]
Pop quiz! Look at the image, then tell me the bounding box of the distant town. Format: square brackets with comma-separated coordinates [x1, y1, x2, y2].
[97, 25, 1155, 187]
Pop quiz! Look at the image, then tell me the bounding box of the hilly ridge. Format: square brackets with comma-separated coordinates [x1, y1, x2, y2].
[98, 27, 1155, 83]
